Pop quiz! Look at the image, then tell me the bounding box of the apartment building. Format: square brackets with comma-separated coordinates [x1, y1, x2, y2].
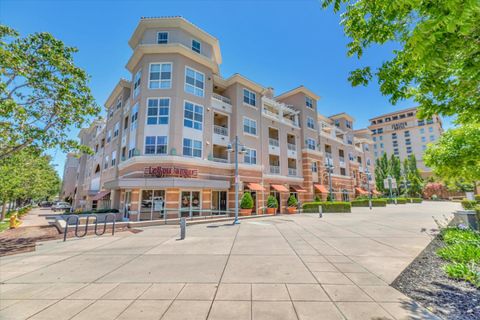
[60, 153, 79, 203]
[368, 107, 443, 174]
[71, 16, 376, 218]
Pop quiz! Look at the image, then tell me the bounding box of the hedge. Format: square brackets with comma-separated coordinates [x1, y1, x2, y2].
[303, 202, 351, 213]
[475, 195, 480, 201]
[351, 199, 387, 207]
[408, 198, 423, 203]
[384, 198, 408, 204]
[67, 208, 119, 215]
[461, 200, 478, 210]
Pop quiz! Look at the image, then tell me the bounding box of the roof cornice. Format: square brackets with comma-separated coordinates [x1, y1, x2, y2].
[276, 85, 321, 101]
[104, 79, 131, 108]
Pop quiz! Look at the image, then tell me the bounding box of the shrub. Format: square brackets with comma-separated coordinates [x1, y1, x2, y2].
[287, 195, 298, 207]
[461, 199, 478, 210]
[409, 198, 423, 203]
[444, 263, 480, 288]
[351, 199, 387, 207]
[384, 198, 407, 204]
[475, 194, 480, 201]
[240, 192, 254, 209]
[314, 195, 322, 202]
[267, 195, 278, 208]
[303, 202, 351, 213]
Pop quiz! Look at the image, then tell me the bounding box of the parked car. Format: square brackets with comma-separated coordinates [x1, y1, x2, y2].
[52, 202, 71, 212]
[39, 201, 53, 208]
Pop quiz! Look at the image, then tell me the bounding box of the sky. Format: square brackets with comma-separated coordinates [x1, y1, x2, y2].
[1, 0, 451, 176]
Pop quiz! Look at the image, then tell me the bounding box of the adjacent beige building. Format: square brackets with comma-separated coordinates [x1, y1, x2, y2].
[60, 153, 79, 203]
[70, 17, 376, 218]
[368, 107, 443, 174]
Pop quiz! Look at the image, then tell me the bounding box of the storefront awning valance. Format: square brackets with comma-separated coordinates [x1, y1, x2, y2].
[355, 188, 368, 195]
[291, 185, 307, 193]
[372, 190, 381, 195]
[246, 183, 265, 192]
[91, 190, 110, 201]
[314, 184, 328, 193]
[271, 184, 289, 192]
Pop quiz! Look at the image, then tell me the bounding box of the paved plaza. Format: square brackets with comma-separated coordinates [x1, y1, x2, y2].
[0, 202, 459, 319]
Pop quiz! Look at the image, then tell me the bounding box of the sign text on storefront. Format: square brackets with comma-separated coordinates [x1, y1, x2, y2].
[144, 166, 198, 178]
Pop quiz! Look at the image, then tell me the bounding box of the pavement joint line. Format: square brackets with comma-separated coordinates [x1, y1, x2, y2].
[112, 283, 154, 320]
[204, 222, 241, 320]
[157, 283, 187, 320]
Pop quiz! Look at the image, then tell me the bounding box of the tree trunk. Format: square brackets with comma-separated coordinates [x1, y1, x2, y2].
[1, 201, 7, 221]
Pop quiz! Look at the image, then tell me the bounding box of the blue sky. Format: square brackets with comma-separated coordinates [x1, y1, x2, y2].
[1, 0, 449, 176]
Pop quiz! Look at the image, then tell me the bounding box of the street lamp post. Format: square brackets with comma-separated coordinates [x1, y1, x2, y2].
[387, 175, 395, 204]
[227, 136, 246, 225]
[325, 159, 334, 202]
[365, 168, 372, 210]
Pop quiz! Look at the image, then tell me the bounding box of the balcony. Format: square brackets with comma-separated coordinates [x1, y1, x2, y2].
[212, 144, 229, 163]
[339, 156, 346, 167]
[261, 96, 300, 127]
[269, 138, 279, 147]
[213, 113, 229, 146]
[324, 153, 333, 166]
[214, 125, 228, 136]
[211, 93, 232, 113]
[270, 165, 280, 175]
[213, 157, 228, 163]
[288, 168, 297, 176]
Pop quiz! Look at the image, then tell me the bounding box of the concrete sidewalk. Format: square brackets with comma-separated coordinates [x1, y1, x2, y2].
[0, 201, 459, 319]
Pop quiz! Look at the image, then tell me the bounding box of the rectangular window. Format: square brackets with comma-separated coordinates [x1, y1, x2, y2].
[124, 116, 129, 130]
[346, 120, 352, 129]
[157, 32, 168, 44]
[243, 89, 256, 106]
[421, 136, 426, 142]
[116, 97, 122, 109]
[244, 148, 257, 165]
[340, 168, 346, 176]
[406, 138, 411, 145]
[183, 101, 203, 130]
[430, 135, 435, 141]
[147, 98, 170, 125]
[145, 136, 168, 155]
[106, 130, 112, 143]
[131, 103, 139, 131]
[428, 126, 433, 132]
[427, 118, 434, 124]
[380, 143, 384, 148]
[307, 117, 315, 129]
[192, 39, 201, 53]
[379, 136, 383, 141]
[113, 122, 120, 137]
[185, 67, 204, 97]
[305, 96, 313, 108]
[377, 128, 383, 134]
[133, 70, 141, 98]
[149, 63, 172, 89]
[104, 156, 109, 169]
[392, 133, 397, 139]
[418, 120, 425, 126]
[367, 159, 371, 166]
[243, 117, 257, 135]
[420, 128, 425, 134]
[183, 138, 202, 158]
[334, 119, 340, 127]
[404, 130, 410, 137]
[307, 138, 316, 150]
[407, 146, 412, 153]
[373, 137, 376, 142]
[311, 161, 318, 172]
[111, 151, 116, 166]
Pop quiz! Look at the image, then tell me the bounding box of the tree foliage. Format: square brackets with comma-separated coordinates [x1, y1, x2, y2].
[0, 25, 99, 160]
[424, 124, 480, 184]
[321, 0, 480, 124]
[402, 155, 424, 197]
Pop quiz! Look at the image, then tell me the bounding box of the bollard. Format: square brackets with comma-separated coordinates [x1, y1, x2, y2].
[318, 205, 323, 218]
[179, 217, 186, 240]
[368, 199, 372, 210]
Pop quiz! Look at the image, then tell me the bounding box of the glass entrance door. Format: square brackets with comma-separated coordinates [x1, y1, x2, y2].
[140, 190, 165, 220]
[212, 191, 227, 215]
[123, 191, 131, 220]
[180, 191, 201, 218]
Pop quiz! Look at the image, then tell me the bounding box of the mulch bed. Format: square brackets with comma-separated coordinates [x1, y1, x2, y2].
[392, 235, 480, 320]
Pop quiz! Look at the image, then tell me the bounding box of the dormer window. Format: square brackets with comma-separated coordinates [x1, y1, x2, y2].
[157, 32, 168, 44]
[192, 39, 201, 53]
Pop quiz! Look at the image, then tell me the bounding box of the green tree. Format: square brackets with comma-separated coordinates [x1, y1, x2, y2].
[424, 124, 480, 184]
[375, 153, 389, 193]
[402, 155, 424, 197]
[321, 0, 480, 123]
[0, 25, 99, 160]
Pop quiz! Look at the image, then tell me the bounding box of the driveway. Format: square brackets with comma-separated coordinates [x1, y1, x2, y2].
[0, 201, 459, 319]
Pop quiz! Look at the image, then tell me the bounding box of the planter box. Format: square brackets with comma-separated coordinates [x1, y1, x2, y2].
[452, 210, 479, 231]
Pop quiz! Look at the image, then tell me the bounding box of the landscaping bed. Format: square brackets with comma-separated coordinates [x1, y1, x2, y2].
[392, 231, 480, 320]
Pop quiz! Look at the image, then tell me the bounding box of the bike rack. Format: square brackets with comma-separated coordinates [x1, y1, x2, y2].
[63, 213, 116, 242]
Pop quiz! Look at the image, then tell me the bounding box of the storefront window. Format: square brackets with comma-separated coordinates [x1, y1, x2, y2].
[180, 191, 201, 218]
[140, 190, 165, 220]
[212, 191, 227, 215]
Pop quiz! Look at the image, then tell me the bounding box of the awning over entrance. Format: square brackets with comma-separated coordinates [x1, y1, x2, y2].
[290, 185, 307, 193]
[372, 190, 381, 195]
[91, 190, 110, 201]
[314, 184, 328, 193]
[355, 187, 368, 195]
[271, 184, 289, 192]
[246, 183, 265, 192]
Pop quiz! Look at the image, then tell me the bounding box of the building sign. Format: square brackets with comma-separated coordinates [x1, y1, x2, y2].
[144, 166, 198, 178]
[391, 122, 408, 131]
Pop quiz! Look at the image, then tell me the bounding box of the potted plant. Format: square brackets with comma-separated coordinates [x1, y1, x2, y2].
[287, 195, 298, 214]
[239, 192, 254, 216]
[266, 195, 278, 215]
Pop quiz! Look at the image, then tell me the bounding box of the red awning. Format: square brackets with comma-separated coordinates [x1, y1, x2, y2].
[91, 190, 110, 201]
[355, 188, 368, 195]
[271, 184, 289, 192]
[246, 183, 265, 192]
[314, 184, 329, 193]
[372, 190, 381, 195]
[291, 185, 307, 193]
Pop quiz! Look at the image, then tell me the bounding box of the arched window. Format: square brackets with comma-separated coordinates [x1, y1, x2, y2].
[95, 164, 100, 174]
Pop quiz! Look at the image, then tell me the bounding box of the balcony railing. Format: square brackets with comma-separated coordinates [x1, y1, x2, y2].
[269, 165, 280, 174]
[213, 157, 229, 163]
[263, 108, 279, 118]
[269, 138, 279, 147]
[339, 156, 345, 162]
[214, 125, 228, 136]
[288, 168, 297, 176]
[212, 93, 232, 105]
[287, 143, 296, 151]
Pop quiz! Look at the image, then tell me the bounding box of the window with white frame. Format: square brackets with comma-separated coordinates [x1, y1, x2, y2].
[183, 101, 203, 130]
[157, 32, 168, 44]
[430, 135, 435, 141]
[113, 122, 120, 137]
[116, 97, 122, 109]
[145, 136, 168, 155]
[311, 161, 318, 172]
[108, 107, 114, 119]
[183, 138, 202, 158]
[185, 67, 204, 97]
[106, 130, 112, 143]
[131, 103, 138, 131]
[133, 70, 141, 98]
[244, 148, 257, 164]
[305, 96, 313, 108]
[111, 151, 116, 166]
[243, 89, 256, 106]
[149, 63, 172, 89]
[104, 156, 109, 169]
[243, 117, 257, 135]
[192, 39, 201, 53]
[307, 138, 316, 150]
[307, 117, 315, 129]
[346, 120, 352, 129]
[147, 98, 169, 125]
